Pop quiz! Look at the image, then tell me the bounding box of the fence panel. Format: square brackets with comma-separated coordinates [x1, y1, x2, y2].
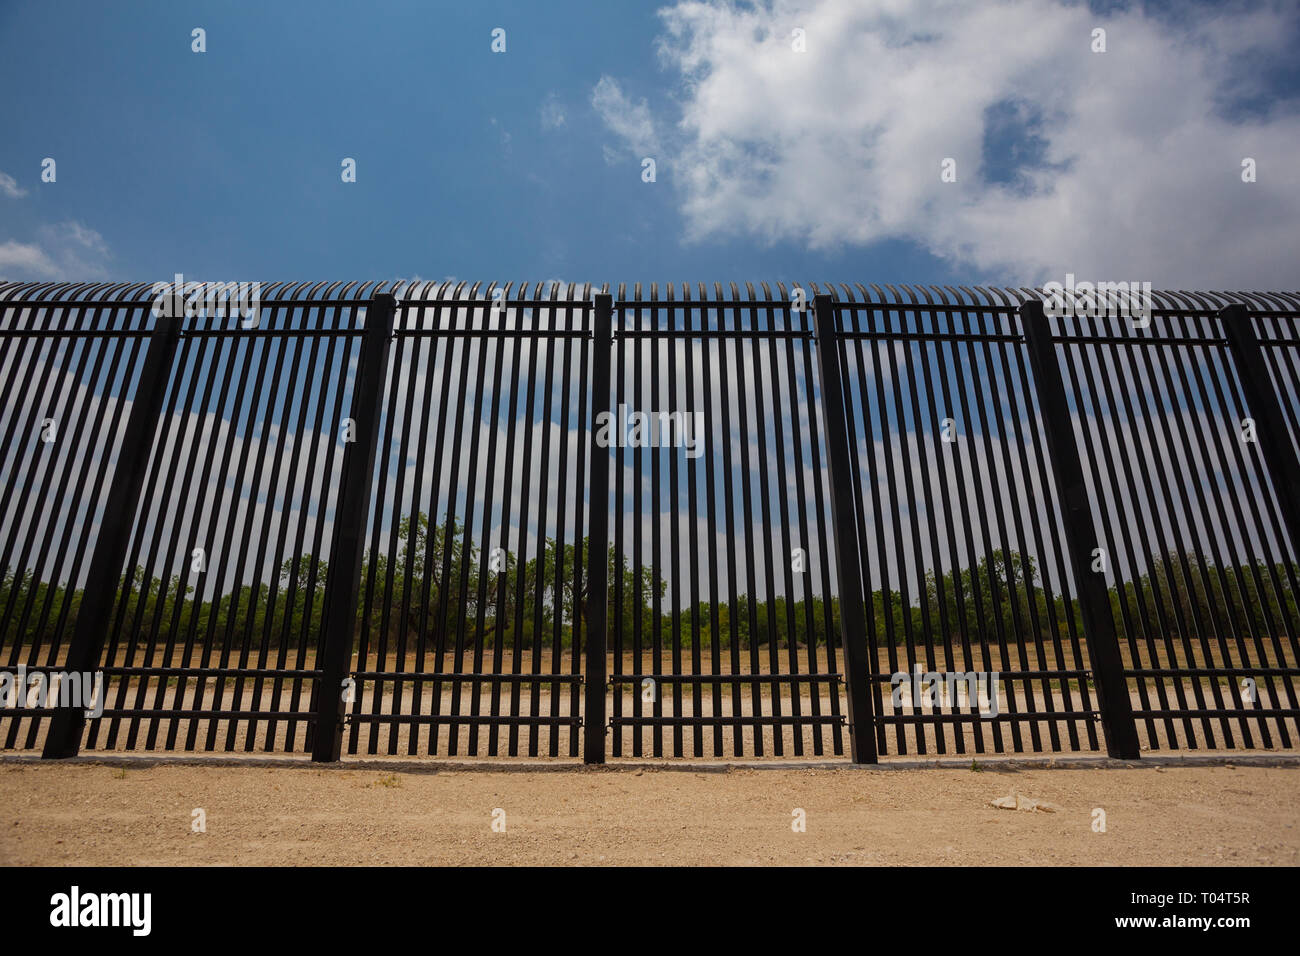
[1051, 292, 1300, 751]
[2, 280, 1297, 761]
[608, 283, 847, 759]
[345, 282, 594, 757]
[0, 284, 155, 750]
[87, 283, 368, 754]
[832, 285, 1101, 756]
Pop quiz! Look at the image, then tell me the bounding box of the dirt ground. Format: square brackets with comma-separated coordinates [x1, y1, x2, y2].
[0, 758, 1296, 866]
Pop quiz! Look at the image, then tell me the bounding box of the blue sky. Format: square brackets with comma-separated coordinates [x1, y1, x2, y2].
[7, 0, 1295, 289]
[0, 0, 939, 285]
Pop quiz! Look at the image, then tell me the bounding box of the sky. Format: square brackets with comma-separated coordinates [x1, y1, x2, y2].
[2, 0, 1298, 291]
[1, 0, 1296, 643]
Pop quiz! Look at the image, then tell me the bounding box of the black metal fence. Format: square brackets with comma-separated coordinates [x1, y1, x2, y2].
[1, 280, 1297, 763]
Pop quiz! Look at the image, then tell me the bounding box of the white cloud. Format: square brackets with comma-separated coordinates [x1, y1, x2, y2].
[540, 92, 567, 130]
[0, 240, 57, 276]
[0, 170, 27, 199]
[596, 0, 1300, 288]
[0, 221, 112, 280]
[591, 75, 658, 160]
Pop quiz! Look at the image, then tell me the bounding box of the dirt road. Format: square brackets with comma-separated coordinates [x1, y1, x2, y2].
[1, 757, 1296, 866]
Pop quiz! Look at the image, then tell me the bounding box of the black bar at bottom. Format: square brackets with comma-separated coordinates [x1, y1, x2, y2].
[1219, 304, 1300, 562]
[1020, 299, 1141, 759]
[811, 295, 878, 763]
[310, 292, 396, 762]
[583, 293, 614, 764]
[42, 314, 181, 759]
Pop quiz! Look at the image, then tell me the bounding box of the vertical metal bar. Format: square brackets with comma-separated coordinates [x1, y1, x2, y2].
[1220, 304, 1300, 563]
[716, 288, 744, 756]
[810, 294, 877, 763]
[310, 292, 395, 762]
[649, 288, 664, 757]
[42, 311, 181, 759]
[469, 306, 507, 757]
[583, 293, 614, 764]
[611, 296, 626, 759]
[783, 290, 836, 755]
[413, 291, 452, 756]
[803, 298, 846, 755]
[284, 304, 350, 752]
[379, 307, 417, 756]
[765, 292, 803, 755]
[1019, 299, 1140, 759]
[747, 289, 784, 756]
[631, 293, 644, 758]
[488, 292, 522, 755]
[529, 291, 558, 758]
[451, 299, 492, 756]
[568, 293, 591, 758]
[696, 289, 725, 757]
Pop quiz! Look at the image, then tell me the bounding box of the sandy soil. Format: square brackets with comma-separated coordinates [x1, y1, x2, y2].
[0, 759, 1296, 866]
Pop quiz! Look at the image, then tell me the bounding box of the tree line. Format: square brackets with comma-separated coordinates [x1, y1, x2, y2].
[2, 512, 1295, 653]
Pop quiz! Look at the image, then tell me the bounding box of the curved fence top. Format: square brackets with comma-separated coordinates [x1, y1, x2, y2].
[1, 280, 1298, 314]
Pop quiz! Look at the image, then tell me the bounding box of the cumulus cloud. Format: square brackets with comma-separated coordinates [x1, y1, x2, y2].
[591, 75, 658, 161]
[596, 0, 1300, 288]
[0, 221, 112, 280]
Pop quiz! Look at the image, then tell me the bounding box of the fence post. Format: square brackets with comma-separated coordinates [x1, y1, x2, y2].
[310, 291, 396, 762]
[1219, 304, 1300, 561]
[1020, 299, 1140, 759]
[42, 311, 182, 758]
[583, 293, 614, 764]
[811, 294, 878, 763]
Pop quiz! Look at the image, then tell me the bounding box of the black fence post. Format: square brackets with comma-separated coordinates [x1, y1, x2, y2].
[811, 294, 878, 763]
[583, 293, 614, 765]
[1020, 299, 1140, 759]
[42, 311, 182, 759]
[1219, 304, 1300, 560]
[310, 292, 396, 762]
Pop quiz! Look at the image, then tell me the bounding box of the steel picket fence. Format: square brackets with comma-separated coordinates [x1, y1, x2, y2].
[2, 280, 1297, 763]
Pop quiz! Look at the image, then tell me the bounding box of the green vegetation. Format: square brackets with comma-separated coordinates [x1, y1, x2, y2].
[2, 512, 1294, 655]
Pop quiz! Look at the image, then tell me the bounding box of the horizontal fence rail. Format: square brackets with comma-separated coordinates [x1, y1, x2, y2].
[1, 280, 1297, 763]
